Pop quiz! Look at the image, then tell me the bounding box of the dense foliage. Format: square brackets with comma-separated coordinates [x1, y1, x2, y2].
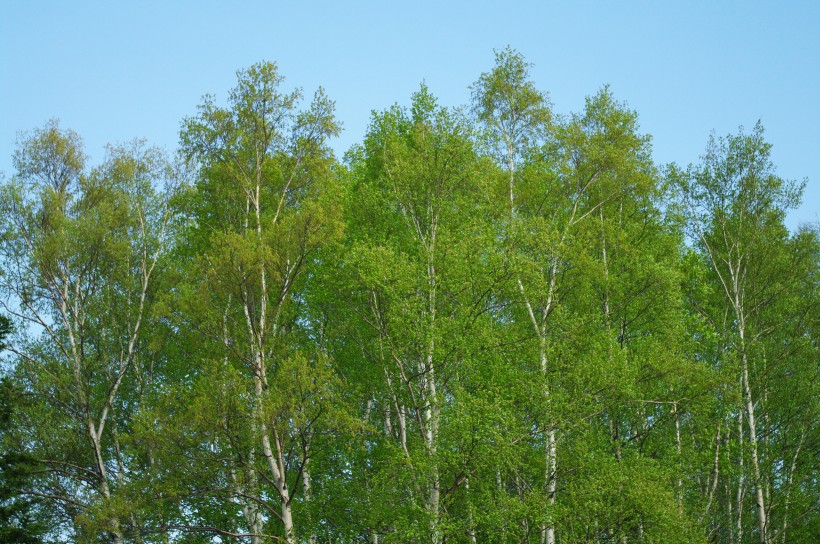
[0, 50, 817, 544]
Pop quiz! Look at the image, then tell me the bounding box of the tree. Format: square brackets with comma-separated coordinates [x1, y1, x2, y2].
[0, 121, 174, 542]
[674, 122, 818, 544]
[471, 46, 551, 217]
[162, 61, 344, 543]
[0, 54, 816, 544]
[472, 48, 562, 544]
[333, 84, 504, 543]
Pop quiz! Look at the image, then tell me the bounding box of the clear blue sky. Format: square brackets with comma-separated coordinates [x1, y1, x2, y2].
[1, 1, 817, 228]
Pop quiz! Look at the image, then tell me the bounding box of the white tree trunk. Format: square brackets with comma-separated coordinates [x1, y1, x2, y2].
[736, 410, 745, 544]
[675, 402, 684, 513]
[424, 253, 441, 544]
[738, 323, 767, 544]
[303, 456, 317, 544]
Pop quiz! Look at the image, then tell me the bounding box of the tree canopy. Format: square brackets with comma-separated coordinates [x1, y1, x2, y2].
[0, 56, 816, 544]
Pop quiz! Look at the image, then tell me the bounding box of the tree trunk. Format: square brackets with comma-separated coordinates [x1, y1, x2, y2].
[674, 402, 683, 513]
[424, 253, 441, 544]
[736, 410, 745, 544]
[778, 431, 804, 544]
[303, 456, 317, 544]
[739, 329, 768, 544]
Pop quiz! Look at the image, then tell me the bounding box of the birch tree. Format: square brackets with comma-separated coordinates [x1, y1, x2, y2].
[333, 85, 510, 543]
[675, 122, 817, 544]
[472, 48, 563, 544]
[0, 121, 174, 542]
[171, 62, 344, 543]
[1, 53, 816, 544]
[473, 48, 685, 543]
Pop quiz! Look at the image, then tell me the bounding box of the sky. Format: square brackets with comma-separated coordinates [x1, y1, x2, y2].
[1, 1, 818, 228]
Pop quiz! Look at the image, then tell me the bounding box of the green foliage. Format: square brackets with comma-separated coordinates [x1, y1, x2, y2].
[471, 46, 552, 161]
[0, 120, 175, 542]
[0, 54, 815, 544]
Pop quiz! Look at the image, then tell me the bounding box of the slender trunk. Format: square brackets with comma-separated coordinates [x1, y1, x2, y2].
[88, 422, 123, 543]
[230, 462, 263, 544]
[226, 297, 262, 544]
[385, 370, 409, 458]
[256, 376, 295, 543]
[303, 456, 317, 544]
[246, 299, 294, 542]
[538, 332, 557, 544]
[674, 402, 683, 513]
[247, 449, 264, 543]
[424, 250, 441, 544]
[545, 427, 556, 544]
[739, 329, 767, 544]
[496, 469, 507, 542]
[737, 410, 745, 544]
[59, 268, 123, 542]
[398, 405, 409, 457]
[544, 339, 556, 544]
[508, 133, 561, 544]
[508, 142, 516, 216]
[466, 476, 477, 544]
[540, 290, 559, 544]
[383, 405, 393, 437]
[703, 421, 722, 520]
[249, 165, 297, 543]
[778, 431, 804, 544]
[762, 353, 771, 513]
[727, 482, 735, 544]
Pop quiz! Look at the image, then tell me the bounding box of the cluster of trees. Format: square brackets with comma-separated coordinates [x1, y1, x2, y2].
[0, 50, 817, 544]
